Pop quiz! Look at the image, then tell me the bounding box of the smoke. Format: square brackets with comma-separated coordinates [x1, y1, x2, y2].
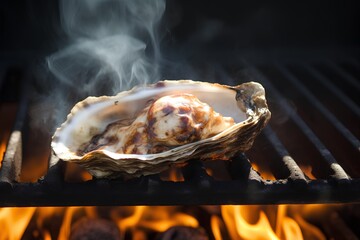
[32, 0, 166, 133]
[47, 35, 151, 95]
[51, 0, 165, 93]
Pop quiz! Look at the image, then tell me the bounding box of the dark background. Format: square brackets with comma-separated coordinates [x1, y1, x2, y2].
[1, 0, 359, 57]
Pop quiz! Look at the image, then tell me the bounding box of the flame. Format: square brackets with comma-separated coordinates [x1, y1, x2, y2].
[300, 165, 316, 179]
[252, 163, 276, 180]
[20, 154, 50, 182]
[21, 131, 52, 182]
[113, 206, 198, 237]
[211, 204, 329, 240]
[58, 207, 82, 239]
[0, 139, 6, 167]
[34, 207, 64, 239]
[211, 215, 227, 240]
[221, 205, 279, 240]
[294, 214, 326, 240]
[160, 166, 184, 182]
[276, 205, 303, 239]
[276, 205, 300, 238]
[0, 207, 36, 240]
[64, 163, 93, 182]
[0, 204, 336, 239]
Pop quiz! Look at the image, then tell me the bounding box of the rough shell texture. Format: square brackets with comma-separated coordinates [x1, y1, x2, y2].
[51, 80, 271, 179]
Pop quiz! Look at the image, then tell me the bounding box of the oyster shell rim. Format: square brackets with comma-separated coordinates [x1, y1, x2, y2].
[51, 80, 271, 178]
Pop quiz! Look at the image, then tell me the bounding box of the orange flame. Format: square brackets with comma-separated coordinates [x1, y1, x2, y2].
[210, 204, 329, 240]
[64, 163, 93, 182]
[0, 140, 6, 167]
[252, 163, 276, 180]
[113, 206, 198, 237]
[221, 205, 279, 240]
[35, 207, 64, 239]
[277, 205, 303, 239]
[0, 207, 36, 240]
[0, 204, 335, 239]
[211, 215, 227, 240]
[160, 166, 184, 182]
[57, 207, 82, 239]
[300, 165, 317, 179]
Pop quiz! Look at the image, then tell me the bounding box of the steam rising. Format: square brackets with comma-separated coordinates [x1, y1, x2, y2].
[34, 0, 166, 132]
[48, 35, 151, 94]
[32, 0, 242, 134]
[50, 0, 165, 94]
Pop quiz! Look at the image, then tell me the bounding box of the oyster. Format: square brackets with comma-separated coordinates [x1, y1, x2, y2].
[51, 80, 271, 179]
[82, 93, 236, 155]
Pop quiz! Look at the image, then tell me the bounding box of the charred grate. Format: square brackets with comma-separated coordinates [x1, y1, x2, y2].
[0, 59, 359, 206]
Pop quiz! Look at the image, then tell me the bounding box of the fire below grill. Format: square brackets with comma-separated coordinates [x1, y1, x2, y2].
[0, 58, 359, 207]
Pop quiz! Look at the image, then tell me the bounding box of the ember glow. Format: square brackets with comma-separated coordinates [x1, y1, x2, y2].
[160, 165, 184, 182]
[0, 140, 6, 167]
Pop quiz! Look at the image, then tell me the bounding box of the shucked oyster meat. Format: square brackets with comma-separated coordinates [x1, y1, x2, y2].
[51, 80, 271, 179]
[82, 93, 235, 155]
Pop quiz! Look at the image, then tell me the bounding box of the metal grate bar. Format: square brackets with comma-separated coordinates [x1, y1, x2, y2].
[275, 64, 360, 150]
[1, 172, 358, 206]
[181, 160, 213, 190]
[303, 64, 360, 118]
[324, 60, 360, 91]
[239, 153, 263, 182]
[0, 71, 29, 183]
[0, 131, 22, 182]
[250, 66, 350, 180]
[43, 155, 65, 191]
[263, 127, 308, 182]
[228, 153, 263, 182]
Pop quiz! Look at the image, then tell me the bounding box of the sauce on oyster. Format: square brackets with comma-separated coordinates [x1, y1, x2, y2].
[82, 94, 235, 155]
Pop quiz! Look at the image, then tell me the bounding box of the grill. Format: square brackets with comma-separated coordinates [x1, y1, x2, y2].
[1, 57, 359, 207]
[1, 2, 359, 239]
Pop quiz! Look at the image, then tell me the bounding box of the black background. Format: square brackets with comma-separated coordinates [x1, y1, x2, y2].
[1, 0, 359, 55]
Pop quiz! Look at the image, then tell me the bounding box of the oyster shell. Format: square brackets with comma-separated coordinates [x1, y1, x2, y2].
[51, 80, 271, 179]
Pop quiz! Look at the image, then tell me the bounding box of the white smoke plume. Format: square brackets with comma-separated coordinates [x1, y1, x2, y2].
[50, 0, 165, 94]
[32, 0, 166, 132]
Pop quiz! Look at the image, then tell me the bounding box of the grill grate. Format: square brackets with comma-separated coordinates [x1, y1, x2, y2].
[0, 59, 359, 206]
